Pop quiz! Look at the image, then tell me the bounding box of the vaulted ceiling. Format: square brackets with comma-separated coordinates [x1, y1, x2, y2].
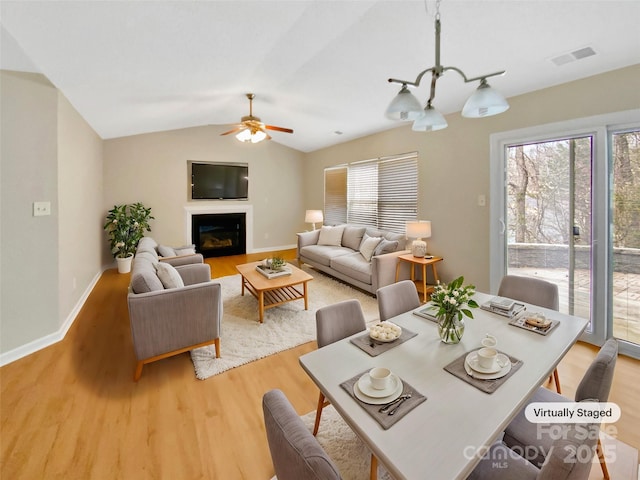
[1, 1, 638, 152]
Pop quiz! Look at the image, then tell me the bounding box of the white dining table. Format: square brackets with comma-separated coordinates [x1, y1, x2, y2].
[298, 292, 589, 480]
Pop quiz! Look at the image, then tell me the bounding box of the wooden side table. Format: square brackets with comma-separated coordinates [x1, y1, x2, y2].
[395, 254, 443, 303]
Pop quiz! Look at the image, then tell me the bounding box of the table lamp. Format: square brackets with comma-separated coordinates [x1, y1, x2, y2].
[406, 221, 432, 257]
[305, 210, 324, 230]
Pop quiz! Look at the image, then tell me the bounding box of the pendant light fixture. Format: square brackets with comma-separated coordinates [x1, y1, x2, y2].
[385, 0, 509, 131]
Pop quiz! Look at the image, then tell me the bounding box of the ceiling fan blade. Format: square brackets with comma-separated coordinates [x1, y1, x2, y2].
[220, 126, 244, 136]
[265, 125, 294, 134]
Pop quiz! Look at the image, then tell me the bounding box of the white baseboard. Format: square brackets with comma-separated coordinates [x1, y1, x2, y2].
[0, 244, 296, 367]
[251, 243, 297, 254]
[0, 269, 103, 367]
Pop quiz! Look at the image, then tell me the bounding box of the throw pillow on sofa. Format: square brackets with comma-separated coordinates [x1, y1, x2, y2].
[374, 239, 399, 256]
[317, 225, 345, 246]
[174, 245, 196, 256]
[156, 262, 185, 289]
[359, 235, 382, 261]
[158, 244, 196, 257]
[341, 225, 366, 250]
[158, 245, 176, 257]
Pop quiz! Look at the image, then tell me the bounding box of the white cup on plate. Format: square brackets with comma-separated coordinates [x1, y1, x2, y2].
[477, 347, 498, 370]
[369, 367, 392, 390]
[481, 334, 498, 348]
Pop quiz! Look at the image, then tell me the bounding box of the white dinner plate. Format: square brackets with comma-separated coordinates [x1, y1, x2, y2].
[465, 351, 510, 374]
[357, 373, 401, 398]
[369, 322, 402, 342]
[353, 377, 404, 405]
[464, 357, 512, 380]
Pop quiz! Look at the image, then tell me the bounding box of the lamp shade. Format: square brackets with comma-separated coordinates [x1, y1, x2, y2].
[462, 81, 509, 118]
[385, 85, 423, 121]
[412, 105, 448, 132]
[406, 221, 432, 239]
[305, 210, 324, 224]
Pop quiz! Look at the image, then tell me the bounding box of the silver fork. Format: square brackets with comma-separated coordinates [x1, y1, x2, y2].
[378, 393, 411, 413]
[387, 395, 411, 415]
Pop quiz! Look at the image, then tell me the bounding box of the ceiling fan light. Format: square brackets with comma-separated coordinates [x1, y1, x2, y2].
[412, 105, 448, 132]
[250, 130, 267, 143]
[235, 128, 267, 144]
[385, 85, 423, 121]
[462, 80, 510, 118]
[235, 129, 252, 142]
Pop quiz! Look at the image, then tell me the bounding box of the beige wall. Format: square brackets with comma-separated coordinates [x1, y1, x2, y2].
[0, 70, 103, 356]
[103, 126, 305, 264]
[1, 63, 638, 359]
[303, 64, 640, 292]
[57, 94, 103, 323]
[1, 70, 59, 352]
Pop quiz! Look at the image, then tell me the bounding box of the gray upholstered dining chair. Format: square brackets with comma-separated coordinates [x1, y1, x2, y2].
[502, 338, 618, 480]
[467, 402, 601, 480]
[376, 279, 421, 321]
[498, 275, 562, 393]
[313, 299, 379, 480]
[262, 389, 342, 480]
[469, 338, 618, 480]
[314, 299, 367, 435]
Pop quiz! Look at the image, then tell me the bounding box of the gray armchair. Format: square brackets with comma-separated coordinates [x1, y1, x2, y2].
[127, 259, 222, 381]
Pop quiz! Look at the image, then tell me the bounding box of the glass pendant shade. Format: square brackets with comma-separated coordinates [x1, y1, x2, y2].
[462, 81, 510, 118]
[412, 105, 448, 132]
[236, 129, 267, 143]
[385, 85, 423, 121]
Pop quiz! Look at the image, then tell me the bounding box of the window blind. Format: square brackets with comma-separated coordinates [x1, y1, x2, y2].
[377, 154, 418, 232]
[324, 152, 418, 234]
[324, 166, 347, 225]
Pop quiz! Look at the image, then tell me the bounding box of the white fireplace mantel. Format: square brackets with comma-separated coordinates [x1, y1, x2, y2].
[184, 204, 253, 253]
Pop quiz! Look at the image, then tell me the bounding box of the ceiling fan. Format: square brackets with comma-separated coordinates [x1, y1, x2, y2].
[220, 93, 293, 143]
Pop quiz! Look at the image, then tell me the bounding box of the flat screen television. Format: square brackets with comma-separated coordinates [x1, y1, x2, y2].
[189, 161, 249, 200]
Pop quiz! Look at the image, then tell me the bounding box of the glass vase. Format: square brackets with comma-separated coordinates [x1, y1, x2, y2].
[437, 313, 465, 344]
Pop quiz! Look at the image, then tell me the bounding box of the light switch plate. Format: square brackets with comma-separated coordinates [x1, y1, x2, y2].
[33, 201, 51, 216]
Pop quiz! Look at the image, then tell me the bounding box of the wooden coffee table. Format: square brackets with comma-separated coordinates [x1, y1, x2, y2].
[235, 261, 313, 323]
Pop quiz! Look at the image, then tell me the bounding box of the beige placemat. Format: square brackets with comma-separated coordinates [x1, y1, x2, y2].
[340, 370, 427, 430]
[350, 328, 418, 357]
[443, 349, 523, 394]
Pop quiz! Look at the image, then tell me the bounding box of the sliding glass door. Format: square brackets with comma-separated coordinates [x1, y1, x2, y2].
[505, 137, 593, 329]
[490, 111, 640, 358]
[610, 129, 640, 351]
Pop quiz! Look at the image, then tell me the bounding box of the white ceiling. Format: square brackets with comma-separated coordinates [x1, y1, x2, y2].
[1, 1, 638, 152]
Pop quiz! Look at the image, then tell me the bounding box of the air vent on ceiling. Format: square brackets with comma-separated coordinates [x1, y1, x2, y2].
[551, 46, 596, 66]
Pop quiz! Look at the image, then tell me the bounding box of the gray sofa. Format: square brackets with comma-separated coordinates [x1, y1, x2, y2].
[297, 224, 410, 295]
[127, 237, 222, 381]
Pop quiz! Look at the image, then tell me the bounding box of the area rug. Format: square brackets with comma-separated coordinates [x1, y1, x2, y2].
[190, 267, 379, 379]
[300, 405, 392, 480]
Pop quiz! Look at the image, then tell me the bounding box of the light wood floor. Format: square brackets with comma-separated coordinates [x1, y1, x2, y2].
[1, 248, 638, 479]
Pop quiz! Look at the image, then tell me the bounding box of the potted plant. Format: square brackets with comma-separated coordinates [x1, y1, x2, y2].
[104, 203, 154, 273]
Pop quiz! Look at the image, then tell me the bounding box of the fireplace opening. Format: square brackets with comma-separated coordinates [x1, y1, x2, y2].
[192, 213, 246, 257]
